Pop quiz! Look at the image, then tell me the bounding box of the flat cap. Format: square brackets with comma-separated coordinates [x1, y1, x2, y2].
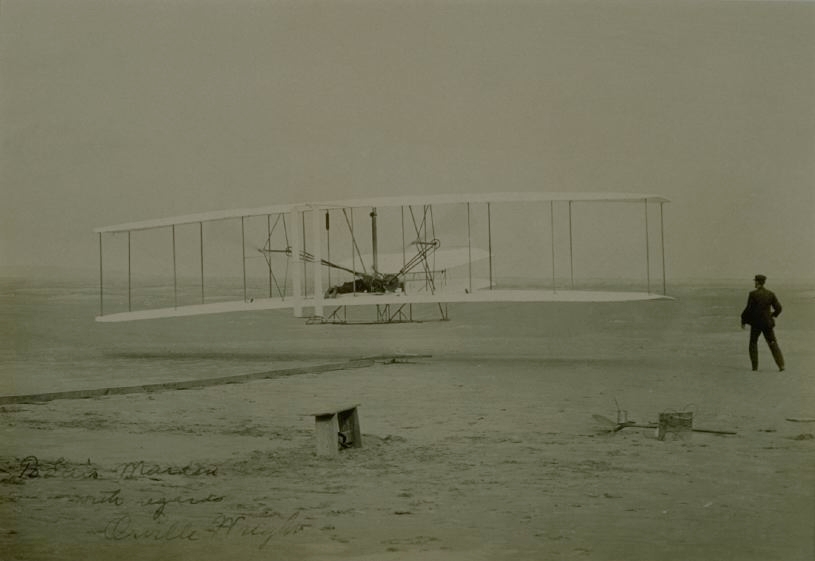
[754, 274, 767, 283]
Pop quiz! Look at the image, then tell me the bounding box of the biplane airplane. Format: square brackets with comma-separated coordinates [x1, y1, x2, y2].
[94, 192, 670, 324]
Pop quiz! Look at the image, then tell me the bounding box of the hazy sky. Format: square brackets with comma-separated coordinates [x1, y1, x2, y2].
[2, 0, 813, 282]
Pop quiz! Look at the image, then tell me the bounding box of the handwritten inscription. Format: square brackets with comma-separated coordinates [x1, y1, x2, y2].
[104, 512, 305, 548]
[2, 456, 219, 482]
[118, 461, 218, 480]
[51, 489, 124, 506]
[15, 456, 99, 480]
[210, 512, 305, 549]
[47, 489, 231, 522]
[143, 493, 225, 520]
[3, 455, 304, 549]
[105, 514, 200, 542]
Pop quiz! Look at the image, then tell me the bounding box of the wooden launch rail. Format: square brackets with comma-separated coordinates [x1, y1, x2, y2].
[0, 360, 373, 405]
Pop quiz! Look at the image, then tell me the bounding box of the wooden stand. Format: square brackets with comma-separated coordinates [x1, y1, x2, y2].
[311, 404, 362, 457]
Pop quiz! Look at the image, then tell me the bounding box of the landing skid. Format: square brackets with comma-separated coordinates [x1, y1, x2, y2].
[308, 302, 450, 324]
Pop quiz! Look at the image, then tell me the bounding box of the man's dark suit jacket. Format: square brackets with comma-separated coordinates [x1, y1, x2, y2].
[741, 287, 783, 328]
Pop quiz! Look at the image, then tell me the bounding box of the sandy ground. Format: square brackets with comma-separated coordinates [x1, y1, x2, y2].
[1, 287, 814, 560]
[2, 356, 814, 561]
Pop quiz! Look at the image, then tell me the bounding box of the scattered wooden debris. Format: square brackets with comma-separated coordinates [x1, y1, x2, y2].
[592, 403, 736, 437]
[363, 354, 432, 364]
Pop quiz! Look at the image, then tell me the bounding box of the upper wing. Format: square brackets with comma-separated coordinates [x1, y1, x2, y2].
[94, 192, 669, 234]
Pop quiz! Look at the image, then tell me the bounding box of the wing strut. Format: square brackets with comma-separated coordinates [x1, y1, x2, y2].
[128, 231, 132, 312]
[241, 217, 247, 302]
[644, 199, 651, 294]
[401, 206, 406, 270]
[199, 222, 205, 304]
[326, 211, 331, 287]
[550, 201, 555, 291]
[98, 233, 103, 316]
[290, 208, 303, 316]
[466, 202, 472, 293]
[311, 208, 324, 317]
[487, 202, 493, 290]
[266, 214, 273, 298]
[172, 225, 177, 308]
[568, 201, 574, 289]
[660, 202, 667, 295]
[301, 212, 307, 291]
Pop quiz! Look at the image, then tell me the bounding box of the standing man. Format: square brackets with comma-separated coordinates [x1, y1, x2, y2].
[740, 274, 785, 372]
